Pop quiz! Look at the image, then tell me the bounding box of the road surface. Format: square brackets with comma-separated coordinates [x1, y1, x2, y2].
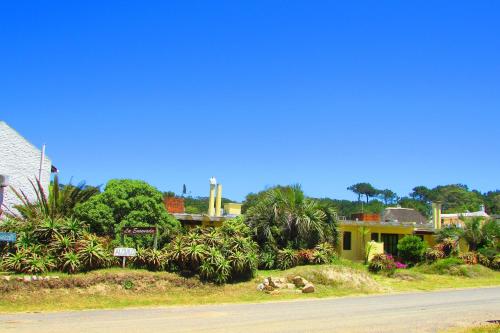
[1, 287, 499, 332]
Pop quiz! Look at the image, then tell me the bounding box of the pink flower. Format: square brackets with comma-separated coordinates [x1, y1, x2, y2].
[395, 262, 407, 269]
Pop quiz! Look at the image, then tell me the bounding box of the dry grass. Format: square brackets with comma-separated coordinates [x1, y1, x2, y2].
[1, 264, 499, 313]
[440, 323, 500, 333]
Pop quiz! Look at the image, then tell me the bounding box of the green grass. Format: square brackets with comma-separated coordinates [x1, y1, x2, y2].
[1, 263, 499, 313]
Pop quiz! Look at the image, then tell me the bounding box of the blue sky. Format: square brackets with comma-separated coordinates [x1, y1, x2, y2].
[1, 1, 499, 201]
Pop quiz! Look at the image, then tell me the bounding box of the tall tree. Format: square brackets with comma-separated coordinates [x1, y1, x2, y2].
[378, 189, 398, 205]
[348, 183, 379, 203]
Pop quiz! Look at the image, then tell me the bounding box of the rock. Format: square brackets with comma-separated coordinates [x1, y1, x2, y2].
[23, 276, 31, 282]
[32, 275, 38, 281]
[2, 276, 11, 281]
[292, 276, 307, 288]
[257, 283, 265, 291]
[263, 285, 274, 292]
[302, 283, 315, 293]
[263, 278, 270, 286]
[286, 283, 296, 289]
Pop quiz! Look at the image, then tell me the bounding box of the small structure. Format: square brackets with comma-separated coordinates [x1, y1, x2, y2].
[441, 205, 490, 227]
[172, 177, 242, 228]
[0, 121, 58, 218]
[164, 197, 185, 214]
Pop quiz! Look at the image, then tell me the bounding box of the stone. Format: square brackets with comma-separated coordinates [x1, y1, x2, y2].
[263, 278, 270, 286]
[292, 276, 307, 287]
[2, 276, 11, 281]
[23, 276, 31, 282]
[32, 275, 38, 281]
[302, 283, 315, 293]
[286, 283, 296, 289]
[257, 283, 265, 291]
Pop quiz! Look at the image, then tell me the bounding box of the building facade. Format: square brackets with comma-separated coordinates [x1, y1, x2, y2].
[0, 121, 56, 217]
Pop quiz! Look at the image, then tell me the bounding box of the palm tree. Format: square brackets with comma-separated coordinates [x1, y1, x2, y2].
[246, 185, 337, 249]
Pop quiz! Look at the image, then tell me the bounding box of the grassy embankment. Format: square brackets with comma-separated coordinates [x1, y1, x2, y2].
[1, 259, 499, 313]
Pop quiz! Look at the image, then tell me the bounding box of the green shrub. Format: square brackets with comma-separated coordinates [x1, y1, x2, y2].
[74, 179, 180, 248]
[368, 254, 396, 275]
[397, 235, 427, 265]
[276, 248, 298, 270]
[458, 252, 478, 265]
[425, 248, 445, 262]
[165, 218, 258, 284]
[258, 251, 276, 269]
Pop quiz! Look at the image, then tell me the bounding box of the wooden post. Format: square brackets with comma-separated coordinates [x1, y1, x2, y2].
[122, 256, 126, 268]
[153, 225, 158, 250]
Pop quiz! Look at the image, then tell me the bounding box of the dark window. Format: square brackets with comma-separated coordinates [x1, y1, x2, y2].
[381, 233, 399, 255]
[371, 233, 379, 242]
[343, 232, 352, 250]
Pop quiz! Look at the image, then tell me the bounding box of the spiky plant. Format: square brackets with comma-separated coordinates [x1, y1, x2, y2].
[61, 251, 81, 274]
[276, 248, 298, 270]
[76, 234, 109, 271]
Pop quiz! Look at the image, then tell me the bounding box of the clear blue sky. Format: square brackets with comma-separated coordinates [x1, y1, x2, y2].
[1, 1, 499, 201]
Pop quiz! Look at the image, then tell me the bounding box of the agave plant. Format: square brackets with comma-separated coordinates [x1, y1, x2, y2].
[50, 234, 74, 255]
[24, 254, 55, 274]
[61, 251, 81, 274]
[76, 234, 109, 271]
[258, 251, 276, 270]
[2, 250, 29, 273]
[276, 248, 298, 270]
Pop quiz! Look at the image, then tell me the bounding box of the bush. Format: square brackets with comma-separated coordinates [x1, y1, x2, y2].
[296, 249, 315, 265]
[368, 254, 396, 275]
[397, 235, 427, 265]
[425, 248, 445, 262]
[165, 218, 258, 284]
[258, 251, 276, 269]
[74, 179, 181, 248]
[312, 242, 337, 264]
[458, 252, 478, 265]
[276, 248, 298, 270]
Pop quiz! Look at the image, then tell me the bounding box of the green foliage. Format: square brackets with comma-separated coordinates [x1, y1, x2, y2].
[397, 235, 427, 265]
[133, 248, 168, 271]
[165, 218, 258, 284]
[347, 182, 379, 203]
[7, 175, 98, 222]
[276, 248, 298, 270]
[74, 179, 181, 248]
[368, 254, 396, 275]
[245, 185, 339, 250]
[414, 258, 485, 276]
[180, 196, 233, 214]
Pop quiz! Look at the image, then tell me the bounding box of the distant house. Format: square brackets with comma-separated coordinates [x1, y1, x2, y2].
[0, 121, 57, 217]
[441, 205, 490, 227]
[339, 206, 434, 261]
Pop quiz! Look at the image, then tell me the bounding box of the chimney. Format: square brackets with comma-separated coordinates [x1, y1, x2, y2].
[208, 177, 216, 216]
[215, 184, 223, 217]
[432, 202, 442, 229]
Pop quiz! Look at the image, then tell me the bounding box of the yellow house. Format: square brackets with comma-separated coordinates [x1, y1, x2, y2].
[339, 207, 438, 261]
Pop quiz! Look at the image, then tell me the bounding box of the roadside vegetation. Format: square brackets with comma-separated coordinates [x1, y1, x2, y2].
[0, 178, 499, 313]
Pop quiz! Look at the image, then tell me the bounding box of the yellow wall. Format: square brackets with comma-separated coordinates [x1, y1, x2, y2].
[339, 224, 417, 261]
[224, 203, 242, 215]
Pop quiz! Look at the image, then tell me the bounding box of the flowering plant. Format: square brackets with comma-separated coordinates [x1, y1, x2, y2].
[395, 261, 408, 269]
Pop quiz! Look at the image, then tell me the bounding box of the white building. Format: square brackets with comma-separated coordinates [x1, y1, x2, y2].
[0, 121, 57, 217]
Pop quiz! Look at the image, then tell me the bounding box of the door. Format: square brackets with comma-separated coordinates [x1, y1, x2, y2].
[381, 233, 399, 256]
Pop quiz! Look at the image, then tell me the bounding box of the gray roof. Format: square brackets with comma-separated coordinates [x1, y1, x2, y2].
[382, 207, 428, 224]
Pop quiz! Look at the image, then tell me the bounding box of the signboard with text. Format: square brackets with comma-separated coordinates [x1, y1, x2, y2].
[113, 247, 137, 257]
[122, 227, 156, 236]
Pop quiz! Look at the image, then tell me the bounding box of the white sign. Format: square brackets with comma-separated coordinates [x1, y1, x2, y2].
[113, 247, 137, 257]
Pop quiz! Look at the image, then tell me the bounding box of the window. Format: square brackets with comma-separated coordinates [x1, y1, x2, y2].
[343, 232, 352, 250]
[371, 233, 379, 242]
[381, 233, 399, 255]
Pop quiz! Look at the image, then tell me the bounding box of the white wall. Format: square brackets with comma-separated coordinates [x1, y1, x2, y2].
[0, 121, 52, 217]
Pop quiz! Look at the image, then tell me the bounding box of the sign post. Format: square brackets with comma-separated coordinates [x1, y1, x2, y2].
[121, 226, 158, 250]
[113, 247, 137, 268]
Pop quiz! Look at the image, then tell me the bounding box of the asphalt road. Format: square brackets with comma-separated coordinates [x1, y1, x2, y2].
[1, 288, 499, 333]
